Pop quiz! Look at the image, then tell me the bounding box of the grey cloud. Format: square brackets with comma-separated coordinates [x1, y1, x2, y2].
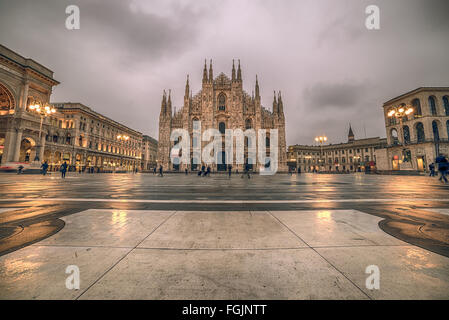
[1, 0, 449, 145]
[303, 82, 370, 110]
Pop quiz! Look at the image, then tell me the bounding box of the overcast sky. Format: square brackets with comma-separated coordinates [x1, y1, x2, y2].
[1, 0, 448, 145]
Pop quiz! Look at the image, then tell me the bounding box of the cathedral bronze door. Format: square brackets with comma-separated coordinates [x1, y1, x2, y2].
[217, 151, 226, 171]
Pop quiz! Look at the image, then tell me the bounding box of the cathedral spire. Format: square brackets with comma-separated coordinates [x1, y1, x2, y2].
[167, 89, 172, 116]
[185, 74, 189, 99]
[232, 59, 236, 81]
[278, 91, 284, 115]
[202, 59, 208, 83]
[255, 75, 260, 99]
[160, 90, 167, 116]
[209, 59, 213, 83]
[237, 59, 242, 81]
[348, 123, 355, 142]
[273, 91, 278, 114]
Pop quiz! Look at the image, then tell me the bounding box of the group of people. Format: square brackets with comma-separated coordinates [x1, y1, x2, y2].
[429, 155, 449, 183]
[153, 163, 253, 179]
[36, 160, 68, 178]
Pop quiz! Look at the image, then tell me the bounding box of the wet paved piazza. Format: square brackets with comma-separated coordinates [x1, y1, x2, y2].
[0, 172, 448, 299]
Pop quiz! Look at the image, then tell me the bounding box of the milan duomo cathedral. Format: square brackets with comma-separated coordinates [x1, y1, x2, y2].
[157, 60, 287, 172]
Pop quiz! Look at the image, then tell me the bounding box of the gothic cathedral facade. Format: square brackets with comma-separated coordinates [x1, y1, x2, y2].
[157, 60, 287, 172]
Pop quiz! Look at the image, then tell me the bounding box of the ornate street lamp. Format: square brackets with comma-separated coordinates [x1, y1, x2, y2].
[315, 135, 328, 171]
[29, 102, 56, 162]
[117, 134, 130, 171]
[387, 105, 414, 166]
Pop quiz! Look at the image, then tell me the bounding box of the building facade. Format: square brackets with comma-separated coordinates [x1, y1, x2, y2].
[141, 134, 158, 171]
[0, 44, 142, 172]
[157, 60, 287, 172]
[376, 87, 449, 172]
[288, 126, 387, 173]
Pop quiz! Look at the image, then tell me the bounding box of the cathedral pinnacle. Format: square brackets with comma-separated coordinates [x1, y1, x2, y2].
[202, 59, 208, 83]
[237, 59, 242, 81]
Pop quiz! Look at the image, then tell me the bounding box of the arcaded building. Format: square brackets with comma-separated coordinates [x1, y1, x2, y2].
[375, 87, 449, 172]
[0, 44, 143, 172]
[157, 60, 287, 172]
[141, 134, 158, 171]
[288, 126, 387, 173]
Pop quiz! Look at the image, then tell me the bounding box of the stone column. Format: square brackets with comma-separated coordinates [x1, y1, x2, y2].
[13, 129, 23, 162]
[1, 129, 16, 165]
[39, 134, 46, 161]
[20, 81, 29, 111]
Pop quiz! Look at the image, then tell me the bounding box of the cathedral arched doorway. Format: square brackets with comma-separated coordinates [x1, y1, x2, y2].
[191, 157, 199, 171]
[19, 138, 36, 163]
[217, 151, 226, 171]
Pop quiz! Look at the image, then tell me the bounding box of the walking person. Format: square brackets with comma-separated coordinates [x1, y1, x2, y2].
[158, 165, 163, 177]
[201, 165, 206, 177]
[228, 165, 232, 178]
[429, 163, 436, 177]
[185, 168, 188, 175]
[242, 163, 251, 179]
[61, 161, 68, 179]
[436, 155, 448, 183]
[206, 166, 211, 177]
[153, 167, 156, 175]
[41, 161, 49, 176]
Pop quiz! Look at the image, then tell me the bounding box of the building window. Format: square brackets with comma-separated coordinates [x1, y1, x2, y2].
[391, 128, 399, 145]
[416, 122, 425, 142]
[402, 149, 411, 163]
[446, 120, 449, 139]
[218, 93, 226, 111]
[432, 121, 440, 142]
[412, 99, 422, 117]
[219, 122, 226, 134]
[403, 125, 410, 144]
[443, 96, 449, 116]
[245, 118, 252, 129]
[429, 96, 437, 116]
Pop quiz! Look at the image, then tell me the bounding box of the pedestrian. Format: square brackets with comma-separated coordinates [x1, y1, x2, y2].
[41, 161, 49, 176]
[297, 167, 301, 174]
[228, 164, 232, 178]
[242, 163, 250, 179]
[436, 155, 448, 183]
[61, 161, 68, 179]
[201, 165, 206, 177]
[153, 167, 156, 175]
[158, 165, 163, 177]
[429, 163, 436, 177]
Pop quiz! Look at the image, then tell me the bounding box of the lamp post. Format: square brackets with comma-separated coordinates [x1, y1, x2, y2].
[315, 135, 328, 171]
[29, 102, 56, 163]
[117, 134, 129, 171]
[387, 105, 414, 168]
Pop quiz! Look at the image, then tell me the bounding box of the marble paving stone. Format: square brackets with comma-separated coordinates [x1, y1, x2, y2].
[0, 245, 129, 300]
[80, 248, 367, 300]
[138, 211, 306, 249]
[271, 210, 406, 247]
[37, 209, 174, 247]
[424, 208, 449, 216]
[316, 246, 449, 299]
[0, 208, 20, 214]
